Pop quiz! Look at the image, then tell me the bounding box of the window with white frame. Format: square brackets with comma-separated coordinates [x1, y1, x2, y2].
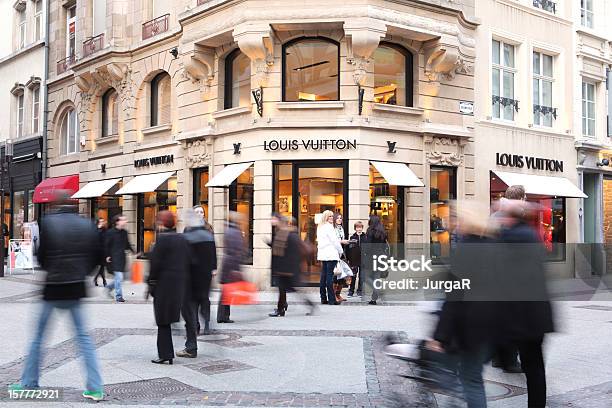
[582, 81, 596, 136]
[18, 9, 26, 49]
[66, 6, 76, 58]
[60, 108, 78, 155]
[34, 0, 43, 41]
[492, 39, 518, 121]
[581, 0, 594, 28]
[17, 93, 25, 137]
[533, 52, 554, 127]
[93, 0, 106, 36]
[32, 87, 40, 134]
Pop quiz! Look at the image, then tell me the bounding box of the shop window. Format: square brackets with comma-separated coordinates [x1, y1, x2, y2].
[60, 108, 78, 155]
[229, 166, 254, 264]
[582, 81, 595, 137]
[92, 183, 123, 223]
[533, 52, 554, 127]
[12, 191, 25, 239]
[101, 88, 119, 138]
[369, 165, 404, 244]
[492, 39, 517, 121]
[138, 177, 177, 253]
[430, 166, 456, 261]
[32, 86, 40, 134]
[224, 49, 251, 109]
[193, 167, 210, 220]
[373, 44, 413, 107]
[150, 72, 171, 126]
[2, 192, 10, 249]
[283, 37, 339, 102]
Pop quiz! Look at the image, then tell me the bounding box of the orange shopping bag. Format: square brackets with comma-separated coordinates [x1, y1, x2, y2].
[221, 281, 258, 306]
[131, 261, 144, 284]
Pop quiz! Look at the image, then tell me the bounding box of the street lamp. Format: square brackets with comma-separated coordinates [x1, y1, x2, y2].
[0, 139, 13, 278]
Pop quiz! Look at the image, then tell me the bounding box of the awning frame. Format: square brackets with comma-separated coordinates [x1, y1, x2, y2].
[71, 178, 122, 199]
[206, 161, 254, 188]
[370, 160, 425, 187]
[115, 171, 176, 195]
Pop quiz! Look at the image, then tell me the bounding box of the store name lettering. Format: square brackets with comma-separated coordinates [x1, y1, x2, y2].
[496, 153, 563, 172]
[134, 154, 174, 168]
[264, 139, 357, 152]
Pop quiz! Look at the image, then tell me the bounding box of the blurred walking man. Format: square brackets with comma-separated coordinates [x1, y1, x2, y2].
[105, 215, 135, 303]
[11, 191, 104, 401]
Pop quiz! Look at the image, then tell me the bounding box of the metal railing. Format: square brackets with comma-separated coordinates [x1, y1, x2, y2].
[82, 33, 104, 58]
[56, 54, 75, 75]
[142, 14, 169, 40]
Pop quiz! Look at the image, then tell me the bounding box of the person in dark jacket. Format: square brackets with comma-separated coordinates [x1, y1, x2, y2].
[346, 221, 365, 297]
[217, 211, 245, 324]
[176, 209, 217, 358]
[364, 215, 388, 305]
[92, 218, 108, 287]
[147, 211, 190, 365]
[105, 214, 135, 302]
[11, 193, 104, 402]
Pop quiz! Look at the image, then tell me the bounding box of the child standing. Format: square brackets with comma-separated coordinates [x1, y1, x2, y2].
[346, 221, 365, 297]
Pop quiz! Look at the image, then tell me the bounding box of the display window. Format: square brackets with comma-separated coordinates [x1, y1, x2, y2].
[137, 177, 177, 253]
[273, 161, 348, 285]
[2, 192, 10, 249]
[490, 173, 566, 261]
[229, 166, 254, 265]
[369, 165, 404, 244]
[430, 166, 456, 261]
[92, 182, 123, 224]
[193, 167, 210, 220]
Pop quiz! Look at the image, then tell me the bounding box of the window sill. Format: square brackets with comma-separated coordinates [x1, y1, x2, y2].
[95, 135, 119, 146]
[276, 101, 345, 110]
[211, 106, 252, 120]
[142, 123, 172, 136]
[372, 103, 424, 116]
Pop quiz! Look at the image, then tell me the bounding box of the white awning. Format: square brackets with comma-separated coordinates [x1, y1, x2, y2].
[116, 172, 175, 195]
[492, 170, 587, 198]
[206, 162, 254, 187]
[370, 161, 425, 187]
[71, 178, 122, 199]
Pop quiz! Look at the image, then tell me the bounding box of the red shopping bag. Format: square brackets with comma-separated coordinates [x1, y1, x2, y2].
[221, 281, 258, 306]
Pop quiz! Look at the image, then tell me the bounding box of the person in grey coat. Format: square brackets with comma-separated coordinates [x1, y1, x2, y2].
[217, 212, 245, 324]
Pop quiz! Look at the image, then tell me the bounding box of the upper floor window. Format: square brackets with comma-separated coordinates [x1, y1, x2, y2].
[34, 0, 43, 41]
[18, 8, 26, 49]
[93, 0, 106, 36]
[224, 49, 251, 109]
[101, 89, 119, 137]
[533, 52, 554, 127]
[32, 86, 40, 134]
[150, 72, 171, 126]
[373, 43, 413, 107]
[283, 37, 339, 102]
[60, 108, 78, 155]
[581, 0, 594, 28]
[532, 0, 556, 14]
[16, 92, 25, 137]
[582, 81, 595, 137]
[66, 6, 76, 58]
[492, 39, 517, 121]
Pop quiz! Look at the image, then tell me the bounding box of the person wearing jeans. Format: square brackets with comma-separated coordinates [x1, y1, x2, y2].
[105, 215, 135, 303]
[316, 210, 344, 305]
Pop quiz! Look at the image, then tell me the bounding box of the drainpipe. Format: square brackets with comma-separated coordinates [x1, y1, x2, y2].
[41, 0, 50, 181]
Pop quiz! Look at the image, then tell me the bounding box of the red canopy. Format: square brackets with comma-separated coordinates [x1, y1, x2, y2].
[33, 175, 80, 203]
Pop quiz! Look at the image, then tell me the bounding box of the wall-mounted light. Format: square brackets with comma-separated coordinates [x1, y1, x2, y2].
[596, 158, 610, 167]
[169, 47, 179, 59]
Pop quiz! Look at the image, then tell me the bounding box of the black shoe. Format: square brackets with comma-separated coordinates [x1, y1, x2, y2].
[330, 301, 342, 305]
[503, 364, 523, 373]
[347, 291, 354, 297]
[93, 278, 99, 287]
[368, 300, 377, 305]
[321, 299, 328, 305]
[491, 359, 503, 368]
[116, 298, 126, 303]
[269, 309, 285, 317]
[176, 349, 197, 358]
[151, 358, 173, 365]
[217, 319, 234, 323]
[356, 291, 363, 297]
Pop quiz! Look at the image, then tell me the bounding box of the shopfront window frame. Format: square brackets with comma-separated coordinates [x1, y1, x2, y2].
[229, 165, 254, 265]
[373, 42, 414, 107]
[430, 166, 457, 263]
[369, 164, 405, 244]
[193, 167, 210, 220]
[136, 179, 177, 254]
[282, 37, 340, 103]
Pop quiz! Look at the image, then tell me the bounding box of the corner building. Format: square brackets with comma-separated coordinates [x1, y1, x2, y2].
[45, 0, 477, 287]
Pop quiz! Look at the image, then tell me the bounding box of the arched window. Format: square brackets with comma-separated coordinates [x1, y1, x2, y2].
[283, 37, 339, 102]
[150, 72, 171, 126]
[101, 88, 118, 137]
[224, 49, 251, 109]
[373, 44, 413, 107]
[60, 108, 78, 155]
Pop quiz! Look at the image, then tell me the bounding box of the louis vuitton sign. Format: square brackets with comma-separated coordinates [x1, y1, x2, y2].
[134, 154, 174, 168]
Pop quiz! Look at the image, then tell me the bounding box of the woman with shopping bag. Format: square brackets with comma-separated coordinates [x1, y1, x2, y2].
[217, 211, 246, 323]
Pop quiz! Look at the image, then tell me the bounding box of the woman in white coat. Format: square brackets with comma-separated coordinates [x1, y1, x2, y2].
[317, 210, 344, 305]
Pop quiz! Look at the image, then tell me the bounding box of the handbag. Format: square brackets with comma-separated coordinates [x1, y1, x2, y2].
[334, 260, 353, 279]
[221, 280, 258, 306]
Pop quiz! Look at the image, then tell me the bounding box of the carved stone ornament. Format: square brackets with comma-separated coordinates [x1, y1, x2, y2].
[424, 136, 465, 166]
[233, 23, 274, 87]
[185, 139, 211, 168]
[182, 51, 215, 95]
[423, 40, 467, 83]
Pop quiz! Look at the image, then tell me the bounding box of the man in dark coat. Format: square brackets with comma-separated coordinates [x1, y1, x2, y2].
[105, 215, 135, 302]
[11, 195, 104, 401]
[92, 218, 108, 287]
[217, 212, 245, 323]
[176, 210, 217, 358]
[147, 211, 190, 364]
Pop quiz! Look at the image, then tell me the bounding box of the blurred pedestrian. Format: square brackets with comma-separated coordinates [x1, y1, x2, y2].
[217, 211, 245, 323]
[268, 213, 316, 317]
[10, 191, 103, 401]
[92, 218, 108, 287]
[105, 215, 136, 303]
[194, 204, 214, 233]
[147, 211, 190, 364]
[346, 220, 365, 297]
[365, 215, 388, 305]
[176, 209, 217, 358]
[317, 210, 343, 305]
